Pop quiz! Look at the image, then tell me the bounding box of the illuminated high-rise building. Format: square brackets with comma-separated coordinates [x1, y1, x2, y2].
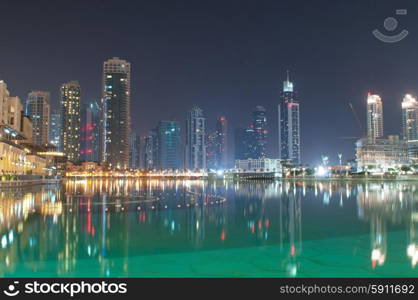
[26, 91, 50, 146]
[49, 110, 61, 150]
[252, 106, 267, 159]
[402, 94, 418, 141]
[207, 117, 228, 169]
[367, 93, 384, 141]
[157, 121, 181, 169]
[278, 71, 300, 165]
[60, 81, 81, 162]
[185, 106, 206, 169]
[206, 131, 218, 169]
[80, 101, 101, 162]
[129, 133, 141, 169]
[141, 129, 158, 169]
[215, 117, 228, 168]
[234, 127, 256, 160]
[102, 57, 131, 169]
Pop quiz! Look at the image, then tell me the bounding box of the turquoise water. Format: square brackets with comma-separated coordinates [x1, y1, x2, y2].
[0, 179, 417, 278]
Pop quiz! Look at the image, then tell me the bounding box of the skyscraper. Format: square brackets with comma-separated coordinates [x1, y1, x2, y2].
[234, 127, 256, 160]
[26, 91, 50, 146]
[367, 93, 384, 141]
[157, 121, 181, 169]
[185, 106, 206, 169]
[141, 129, 158, 169]
[102, 57, 131, 169]
[252, 106, 267, 159]
[402, 94, 418, 141]
[215, 117, 228, 168]
[81, 101, 101, 162]
[206, 131, 218, 169]
[207, 117, 228, 169]
[49, 110, 61, 150]
[278, 71, 301, 165]
[60, 81, 81, 162]
[129, 133, 141, 169]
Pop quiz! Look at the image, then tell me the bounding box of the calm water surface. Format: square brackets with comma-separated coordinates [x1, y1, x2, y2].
[0, 179, 417, 278]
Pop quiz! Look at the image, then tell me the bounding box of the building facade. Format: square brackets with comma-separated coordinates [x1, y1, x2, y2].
[102, 57, 131, 169]
[129, 133, 141, 169]
[402, 94, 418, 141]
[278, 72, 300, 165]
[26, 91, 50, 146]
[252, 106, 267, 159]
[235, 158, 282, 174]
[367, 93, 384, 141]
[60, 81, 81, 162]
[215, 117, 228, 168]
[80, 101, 101, 162]
[356, 135, 409, 172]
[157, 121, 181, 169]
[49, 110, 61, 150]
[234, 127, 256, 160]
[207, 117, 228, 169]
[185, 107, 206, 169]
[206, 131, 217, 169]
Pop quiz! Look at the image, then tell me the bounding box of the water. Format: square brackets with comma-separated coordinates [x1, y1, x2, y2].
[0, 179, 417, 278]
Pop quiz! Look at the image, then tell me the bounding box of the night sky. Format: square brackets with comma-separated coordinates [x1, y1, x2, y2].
[2, 0, 418, 165]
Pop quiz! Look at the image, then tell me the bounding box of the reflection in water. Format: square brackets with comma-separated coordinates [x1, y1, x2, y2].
[0, 179, 416, 277]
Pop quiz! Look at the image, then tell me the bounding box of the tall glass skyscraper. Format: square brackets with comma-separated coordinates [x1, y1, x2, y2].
[207, 117, 228, 169]
[26, 91, 50, 146]
[234, 127, 256, 160]
[402, 94, 418, 141]
[367, 93, 384, 141]
[129, 133, 141, 169]
[49, 110, 61, 150]
[102, 57, 131, 169]
[252, 106, 267, 159]
[185, 106, 206, 169]
[278, 72, 301, 165]
[60, 81, 81, 162]
[81, 101, 101, 162]
[157, 121, 181, 169]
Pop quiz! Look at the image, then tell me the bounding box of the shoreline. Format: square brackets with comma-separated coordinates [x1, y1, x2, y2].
[0, 178, 61, 189]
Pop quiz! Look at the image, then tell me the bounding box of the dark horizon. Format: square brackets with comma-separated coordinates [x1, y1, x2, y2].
[2, 0, 418, 165]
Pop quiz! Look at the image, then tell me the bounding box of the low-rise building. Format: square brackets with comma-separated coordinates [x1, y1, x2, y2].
[235, 158, 282, 174]
[356, 135, 409, 172]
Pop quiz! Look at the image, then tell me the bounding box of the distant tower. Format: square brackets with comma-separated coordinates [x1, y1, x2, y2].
[278, 71, 300, 165]
[234, 127, 256, 160]
[367, 93, 384, 141]
[26, 91, 50, 146]
[81, 101, 101, 162]
[102, 57, 131, 169]
[402, 94, 418, 141]
[129, 133, 141, 169]
[60, 81, 81, 162]
[185, 106, 206, 169]
[216, 116, 228, 168]
[207, 117, 228, 169]
[252, 106, 267, 159]
[49, 110, 61, 150]
[157, 121, 181, 169]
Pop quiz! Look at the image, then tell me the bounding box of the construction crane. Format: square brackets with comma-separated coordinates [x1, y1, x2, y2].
[338, 102, 366, 140]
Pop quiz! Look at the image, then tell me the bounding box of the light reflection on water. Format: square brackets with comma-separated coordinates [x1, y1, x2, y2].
[0, 179, 416, 277]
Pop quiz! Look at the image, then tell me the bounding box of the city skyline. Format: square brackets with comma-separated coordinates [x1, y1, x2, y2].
[3, 1, 418, 165]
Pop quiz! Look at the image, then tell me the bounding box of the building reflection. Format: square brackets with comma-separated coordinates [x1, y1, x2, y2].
[279, 182, 302, 277]
[0, 179, 416, 276]
[357, 182, 418, 269]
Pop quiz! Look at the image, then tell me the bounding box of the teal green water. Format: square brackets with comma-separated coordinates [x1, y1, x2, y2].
[0, 179, 417, 278]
